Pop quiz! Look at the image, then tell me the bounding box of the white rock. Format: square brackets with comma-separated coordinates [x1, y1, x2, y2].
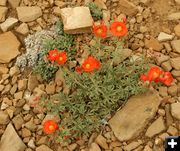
[8, 0, 21, 8]
[16, 6, 42, 22]
[0, 32, 20, 63]
[157, 32, 174, 42]
[0, 123, 26, 151]
[16, 23, 29, 35]
[0, 6, 8, 22]
[28, 139, 36, 149]
[0, 17, 18, 32]
[60, 7, 93, 34]
[171, 103, 180, 120]
[0, 0, 7, 6]
[168, 12, 180, 20]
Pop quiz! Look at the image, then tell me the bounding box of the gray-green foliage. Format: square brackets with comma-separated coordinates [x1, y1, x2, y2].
[88, 2, 103, 21]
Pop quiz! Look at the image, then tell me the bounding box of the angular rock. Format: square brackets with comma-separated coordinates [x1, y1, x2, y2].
[95, 135, 108, 150]
[0, 17, 18, 32]
[145, 37, 163, 51]
[171, 70, 180, 77]
[94, 0, 107, 9]
[0, 6, 8, 22]
[36, 145, 53, 151]
[0, 0, 7, 6]
[28, 75, 39, 91]
[157, 32, 174, 42]
[18, 79, 27, 91]
[109, 91, 161, 141]
[60, 7, 93, 34]
[0, 123, 26, 151]
[16, 23, 29, 35]
[9, 66, 20, 76]
[171, 103, 180, 120]
[168, 12, 180, 20]
[170, 57, 180, 70]
[0, 111, 9, 124]
[8, 0, 21, 8]
[155, 53, 169, 66]
[167, 126, 178, 136]
[12, 114, 24, 130]
[174, 24, 180, 37]
[175, 0, 180, 4]
[145, 116, 166, 138]
[45, 83, 56, 94]
[161, 61, 172, 72]
[89, 143, 101, 151]
[123, 140, 142, 151]
[168, 85, 178, 96]
[118, 0, 138, 16]
[171, 40, 180, 54]
[0, 32, 20, 63]
[16, 6, 42, 22]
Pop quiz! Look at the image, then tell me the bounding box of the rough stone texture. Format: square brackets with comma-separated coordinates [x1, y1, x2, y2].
[60, 7, 93, 34]
[0, 17, 18, 32]
[0, 111, 9, 124]
[170, 57, 180, 70]
[16, 6, 42, 22]
[175, 0, 180, 4]
[0, 6, 8, 22]
[171, 40, 180, 54]
[109, 91, 161, 141]
[157, 32, 174, 42]
[94, 0, 107, 9]
[95, 135, 108, 150]
[174, 24, 180, 37]
[36, 145, 53, 151]
[145, 37, 163, 51]
[89, 143, 101, 151]
[16, 23, 29, 35]
[171, 103, 180, 120]
[0, 0, 7, 6]
[28, 75, 39, 91]
[123, 140, 142, 151]
[0, 32, 20, 63]
[145, 116, 166, 138]
[8, 0, 21, 8]
[168, 12, 180, 20]
[118, 0, 138, 16]
[168, 85, 178, 96]
[0, 123, 26, 151]
[172, 70, 180, 77]
[161, 61, 172, 71]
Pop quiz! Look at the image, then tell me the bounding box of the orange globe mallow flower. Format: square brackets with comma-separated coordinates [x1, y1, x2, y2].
[82, 56, 101, 72]
[56, 51, 67, 65]
[159, 72, 173, 86]
[110, 21, 128, 37]
[43, 120, 59, 134]
[47, 49, 59, 61]
[147, 67, 162, 82]
[92, 21, 108, 38]
[75, 66, 83, 73]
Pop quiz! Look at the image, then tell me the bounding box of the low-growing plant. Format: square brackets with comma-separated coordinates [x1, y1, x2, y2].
[88, 2, 103, 21]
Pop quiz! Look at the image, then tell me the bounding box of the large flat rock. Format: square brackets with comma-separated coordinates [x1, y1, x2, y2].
[0, 123, 26, 151]
[60, 6, 93, 34]
[0, 31, 20, 63]
[109, 91, 161, 141]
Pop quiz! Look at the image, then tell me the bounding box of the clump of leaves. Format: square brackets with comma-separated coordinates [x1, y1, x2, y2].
[88, 2, 103, 21]
[34, 21, 76, 81]
[40, 52, 149, 141]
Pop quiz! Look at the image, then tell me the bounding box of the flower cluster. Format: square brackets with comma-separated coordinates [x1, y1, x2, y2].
[92, 19, 128, 38]
[47, 48, 67, 65]
[43, 120, 59, 134]
[140, 67, 174, 86]
[75, 56, 101, 73]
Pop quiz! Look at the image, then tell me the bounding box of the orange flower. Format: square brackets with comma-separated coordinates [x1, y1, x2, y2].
[47, 49, 59, 61]
[43, 120, 59, 134]
[56, 51, 67, 65]
[140, 74, 148, 81]
[159, 72, 173, 86]
[82, 56, 101, 72]
[75, 66, 83, 73]
[147, 67, 162, 82]
[110, 21, 128, 37]
[92, 21, 108, 38]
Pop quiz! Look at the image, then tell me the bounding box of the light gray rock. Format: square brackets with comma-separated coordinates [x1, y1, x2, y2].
[157, 32, 174, 42]
[0, 17, 18, 32]
[109, 91, 161, 141]
[0, 123, 26, 151]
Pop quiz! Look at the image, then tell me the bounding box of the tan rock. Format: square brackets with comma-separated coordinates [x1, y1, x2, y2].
[145, 37, 163, 51]
[16, 6, 42, 22]
[0, 17, 18, 32]
[95, 134, 108, 149]
[117, 0, 138, 16]
[165, 104, 174, 126]
[67, 143, 78, 151]
[21, 128, 31, 138]
[171, 40, 180, 54]
[167, 126, 178, 135]
[123, 140, 142, 151]
[10, 84, 18, 95]
[170, 57, 180, 70]
[171, 70, 180, 77]
[161, 61, 172, 72]
[145, 116, 166, 138]
[168, 85, 178, 96]
[174, 24, 180, 37]
[113, 147, 123, 151]
[36, 145, 53, 151]
[168, 12, 180, 20]
[0, 123, 26, 151]
[0, 84, 5, 92]
[60, 7, 93, 34]
[175, 0, 180, 4]
[0, 6, 8, 22]
[0, 66, 9, 74]
[109, 91, 161, 141]
[9, 66, 20, 76]
[171, 103, 180, 120]
[14, 91, 23, 100]
[53, 7, 61, 16]
[8, 0, 21, 8]
[28, 75, 39, 91]
[12, 114, 24, 130]
[0, 0, 7, 6]
[0, 111, 9, 124]
[16, 23, 29, 35]
[143, 145, 152, 151]
[45, 83, 56, 94]
[157, 32, 174, 42]
[155, 53, 169, 66]
[94, 0, 107, 9]
[89, 143, 101, 151]
[18, 79, 27, 91]
[0, 32, 20, 63]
